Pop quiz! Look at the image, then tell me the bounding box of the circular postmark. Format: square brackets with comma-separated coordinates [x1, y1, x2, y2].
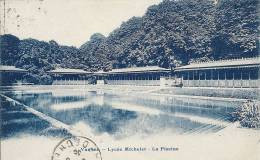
[52, 136, 102, 160]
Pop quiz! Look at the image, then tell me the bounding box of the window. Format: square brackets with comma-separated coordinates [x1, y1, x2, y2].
[199, 71, 206, 80]
[188, 71, 194, 80]
[212, 70, 219, 80]
[234, 70, 241, 80]
[194, 70, 199, 80]
[205, 70, 211, 80]
[242, 71, 249, 80]
[218, 70, 225, 80]
[182, 72, 188, 80]
[226, 69, 234, 80]
[249, 68, 259, 80]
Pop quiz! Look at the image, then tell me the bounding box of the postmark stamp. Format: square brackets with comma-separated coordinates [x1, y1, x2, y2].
[52, 136, 102, 160]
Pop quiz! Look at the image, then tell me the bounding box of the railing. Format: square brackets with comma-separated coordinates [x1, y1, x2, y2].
[182, 80, 259, 88]
[106, 80, 160, 86]
[52, 79, 259, 88]
[52, 80, 89, 85]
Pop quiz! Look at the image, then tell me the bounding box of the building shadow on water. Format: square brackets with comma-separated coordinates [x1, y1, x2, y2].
[0, 96, 72, 140]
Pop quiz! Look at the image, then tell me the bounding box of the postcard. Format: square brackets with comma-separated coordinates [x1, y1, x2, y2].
[0, 0, 259, 160]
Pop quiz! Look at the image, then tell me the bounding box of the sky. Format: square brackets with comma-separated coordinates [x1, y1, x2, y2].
[0, 0, 162, 47]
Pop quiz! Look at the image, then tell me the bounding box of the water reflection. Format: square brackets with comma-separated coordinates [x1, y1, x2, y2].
[1, 96, 72, 139]
[2, 88, 239, 139]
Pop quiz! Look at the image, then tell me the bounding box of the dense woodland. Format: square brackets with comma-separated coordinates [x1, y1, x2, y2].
[0, 0, 259, 84]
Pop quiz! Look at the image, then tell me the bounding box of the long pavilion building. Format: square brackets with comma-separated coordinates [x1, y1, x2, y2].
[0, 65, 28, 85]
[2, 57, 259, 88]
[48, 68, 92, 85]
[94, 66, 170, 86]
[93, 57, 259, 88]
[174, 57, 260, 88]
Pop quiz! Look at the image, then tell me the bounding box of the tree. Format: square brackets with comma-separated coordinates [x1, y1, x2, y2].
[0, 34, 20, 65]
[213, 0, 259, 59]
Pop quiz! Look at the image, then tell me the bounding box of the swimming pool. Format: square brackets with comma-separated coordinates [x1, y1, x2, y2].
[1, 86, 240, 139]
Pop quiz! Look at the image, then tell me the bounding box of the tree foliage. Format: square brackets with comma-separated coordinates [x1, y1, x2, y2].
[213, 0, 259, 58]
[0, 35, 84, 84]
[0, 0, 259, 84]
[80, 0, 259, 69]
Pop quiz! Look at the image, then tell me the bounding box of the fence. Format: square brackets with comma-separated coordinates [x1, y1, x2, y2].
[106, 80, 160, 86]
[182, 80, 259, 88]
[52, 80, 89, 85]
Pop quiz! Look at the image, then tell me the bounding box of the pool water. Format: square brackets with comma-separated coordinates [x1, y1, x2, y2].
[1, 87, 240, 139]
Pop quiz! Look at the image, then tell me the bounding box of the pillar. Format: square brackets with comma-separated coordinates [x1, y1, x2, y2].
[225, 70, 227, 87]
[217, 70, 219, 87]
[199, 71, 201, 87]
[249, 70, 251, 88]
[193, 70, 195, 87]
[211, 69, 213, 87]
[187, 71, 190, 87]
[211, 70, 213, 80]
[232, 71, 235, 88]
[240, 69, 243, 88]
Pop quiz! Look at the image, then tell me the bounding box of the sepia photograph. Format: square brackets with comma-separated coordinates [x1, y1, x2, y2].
[0, 0, 259, 160]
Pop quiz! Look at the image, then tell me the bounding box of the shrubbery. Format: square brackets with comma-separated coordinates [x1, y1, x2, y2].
[230, 100, 260, 128]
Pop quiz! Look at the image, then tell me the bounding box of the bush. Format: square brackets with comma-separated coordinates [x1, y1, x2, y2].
[40, 74, 53, 85]
[22, 73, 40, 84]
[230, 100, 260, 128]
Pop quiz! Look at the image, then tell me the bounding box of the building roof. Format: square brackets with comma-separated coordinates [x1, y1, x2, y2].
[0, 65, 28, 72]
[95, 66, 170, 75]
[48, 68, 92, 74]
[175, 57, 260, 71]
